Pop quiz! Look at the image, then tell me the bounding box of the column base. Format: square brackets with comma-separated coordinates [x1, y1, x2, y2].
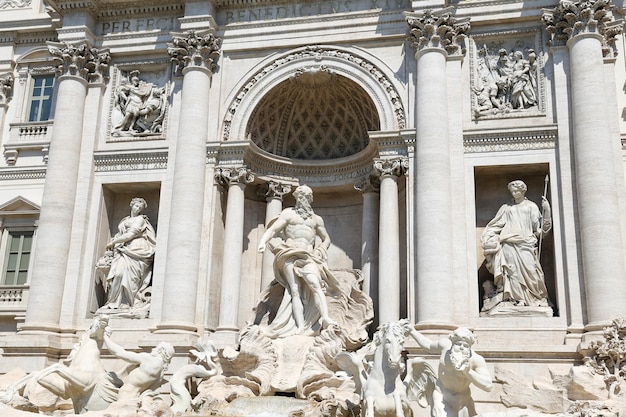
[17, 322, 61, 334]
[153, 321, 199, 334]
[212, 327, 241, 348]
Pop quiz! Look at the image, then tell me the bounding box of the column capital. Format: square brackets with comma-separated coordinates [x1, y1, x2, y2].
[405, 7, 470, 56]
[47, 41, 110, 83]
[0, 74, 13, 104]
[354, 175, 380, 194]
[373, 158, 409, 179]
[542, 0, 622, 56]
[258, 180, 291, 201]
[168, 30, 222, 76]
[215, 166, 254, 188]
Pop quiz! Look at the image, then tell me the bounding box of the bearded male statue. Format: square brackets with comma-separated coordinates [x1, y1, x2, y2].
[257, 185, 339, 336]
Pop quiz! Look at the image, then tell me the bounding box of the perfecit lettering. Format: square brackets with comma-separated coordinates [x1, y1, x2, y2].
[101, 17, 178, 35]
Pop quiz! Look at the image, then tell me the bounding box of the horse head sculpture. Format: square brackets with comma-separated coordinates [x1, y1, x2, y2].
[337, 319, 428, 417]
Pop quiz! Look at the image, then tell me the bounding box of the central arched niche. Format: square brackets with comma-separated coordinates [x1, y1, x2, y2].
[246, 67, 380, 160]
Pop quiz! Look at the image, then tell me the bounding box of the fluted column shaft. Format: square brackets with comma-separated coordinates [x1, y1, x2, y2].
[23, 42, 110, 331]
[568, 35, 626, 326]
[260, 181, 291, 291]
[159, 30, 221, 332]
[407, 9, 468, 326]
[375, 159, 406, 324]
[354, 177, 380, 300]
[216, 168, 254, 331]
[543, 2, 626, 328]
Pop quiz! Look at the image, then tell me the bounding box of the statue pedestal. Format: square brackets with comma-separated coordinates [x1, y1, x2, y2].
[480, 302, 553, 317]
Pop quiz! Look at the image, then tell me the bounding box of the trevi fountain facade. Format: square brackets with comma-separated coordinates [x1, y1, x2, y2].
[0, 0, 625, 415]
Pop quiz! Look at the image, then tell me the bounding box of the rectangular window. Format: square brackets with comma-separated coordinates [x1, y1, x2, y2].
[28, 75, 55, 122]
[3, 230, 33, 285]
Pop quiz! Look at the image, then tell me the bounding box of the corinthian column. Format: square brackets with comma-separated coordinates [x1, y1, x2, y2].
[216, 167, 254, 335]
[354, 175, 380, 304]
[259, 181, 291, 291]
[544, 2, 626, 329]
[406, 9, 468, 328]
[22, 42, 110, 332]
[158, 30, 222, 333]
[374, 158, 407, 325]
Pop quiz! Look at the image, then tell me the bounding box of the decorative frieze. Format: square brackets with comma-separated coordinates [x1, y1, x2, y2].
[168, 30, 222, 75]
[47, 41, 111, 82]
[15, 31, 57, 45]
[463, 129, 557, 153]
[0, 168, 46, 180]
[94, 151, 168, 172]
[405, 7, 470, 56]
[542, 0, 623, 56]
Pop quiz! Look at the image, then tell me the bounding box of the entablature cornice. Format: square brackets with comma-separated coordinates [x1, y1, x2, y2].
[0, 167, 46, 180]
[47, 0, 102, 15]
[369, 129, 413, 157]
[97, 3, 184, 20]
[209, 136, 407, 187]
[15, 31, 58, 45]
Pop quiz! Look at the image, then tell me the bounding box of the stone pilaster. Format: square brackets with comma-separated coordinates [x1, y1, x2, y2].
[22, 42, 110, 332]
[157, 30, 222, 333]
[406, 9, 468, 328]
[354, 175, 380, 326]
[373, 158, 407, 325]
[543, 0, 626, 329]
[259, 181, 291, 291]
[216, 167, 254, 335]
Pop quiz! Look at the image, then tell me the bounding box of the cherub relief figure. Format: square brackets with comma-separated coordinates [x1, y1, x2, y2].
[473, 45, 539, 117]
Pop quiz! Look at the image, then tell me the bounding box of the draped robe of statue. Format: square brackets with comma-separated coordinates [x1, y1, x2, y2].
[100, 214, 156, 311]
[256, 240, 345, 338]
[481, 198, 550, 307]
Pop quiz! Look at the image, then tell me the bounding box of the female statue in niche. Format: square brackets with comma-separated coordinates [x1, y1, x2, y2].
[96, 197, 156, 316]
[480, 180, 552, 312]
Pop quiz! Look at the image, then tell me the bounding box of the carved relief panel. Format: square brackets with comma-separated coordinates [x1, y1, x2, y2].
[108, 67, 170, 142]
[469, 30, 545, 120]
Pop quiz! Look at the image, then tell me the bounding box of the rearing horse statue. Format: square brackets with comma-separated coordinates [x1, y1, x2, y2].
[337, 319, 421, 417]
[2, 315, 119, 413]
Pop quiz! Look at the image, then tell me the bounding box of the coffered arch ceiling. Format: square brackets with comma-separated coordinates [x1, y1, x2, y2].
[246, 68, 380, 160]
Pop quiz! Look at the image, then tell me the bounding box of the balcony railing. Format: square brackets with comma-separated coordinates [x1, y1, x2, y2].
[4, 121, 53, 165]
[0, 285, 28, 312]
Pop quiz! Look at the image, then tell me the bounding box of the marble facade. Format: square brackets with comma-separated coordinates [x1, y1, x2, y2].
[0, 0, 625, 415]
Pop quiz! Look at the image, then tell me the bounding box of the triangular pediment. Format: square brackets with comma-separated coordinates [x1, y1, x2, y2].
[0, 196, 40, 217]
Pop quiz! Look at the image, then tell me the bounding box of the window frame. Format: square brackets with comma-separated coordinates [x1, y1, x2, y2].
[1, 229, 34, 286]
[26, 74, 55, 122]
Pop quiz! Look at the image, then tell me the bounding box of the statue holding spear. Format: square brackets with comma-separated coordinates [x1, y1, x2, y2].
[481, 178, 553, 310]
